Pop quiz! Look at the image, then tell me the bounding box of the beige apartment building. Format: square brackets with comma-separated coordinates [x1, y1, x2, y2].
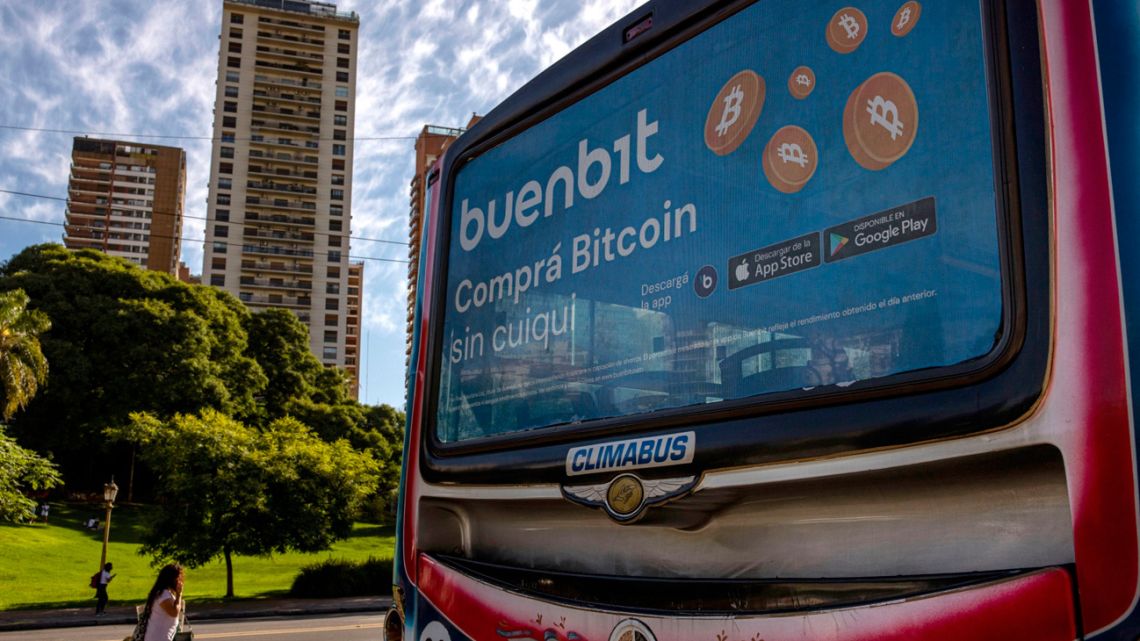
[201, 0, 360, 390]
[64, 137, 186, 274]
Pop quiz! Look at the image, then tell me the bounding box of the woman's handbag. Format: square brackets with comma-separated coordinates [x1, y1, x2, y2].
[173, 608, 194, 641]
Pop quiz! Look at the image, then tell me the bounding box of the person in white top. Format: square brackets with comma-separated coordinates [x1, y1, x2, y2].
[95, 563, 115, 616]
[136, 564, 184, 641]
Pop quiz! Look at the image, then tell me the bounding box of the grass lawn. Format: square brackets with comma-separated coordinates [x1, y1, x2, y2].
[0, 502, 395, 611]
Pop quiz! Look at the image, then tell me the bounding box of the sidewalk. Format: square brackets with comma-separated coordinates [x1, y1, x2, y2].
[0, 596, 390, 632]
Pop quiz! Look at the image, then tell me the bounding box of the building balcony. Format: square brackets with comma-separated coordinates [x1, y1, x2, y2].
[248, 149, 319, 166]
[241, 244, 315, 258]
[254, 74, 322, 91]
[248, 166, 319, 183]
[240, 293, 313, 309]
[245, 196, 317, 212]
[242, 228, 315, 243]
[254, 59, 323, 78]
[246, 180, 317, 196]
[251, 119, 321, 137]
[251, 103, 322, 121]
[255, 44, 324, 63]
[252, 89, 321, 107]
[69, 174, 112, 187]
[68, 185, 109, 198]
[65, 205, 108, 218]
[239, 276, 313, 291]
[63, 235, 105, 248]
[248, 136, 320, 153]
[244, 211, 315, 227]
[255, 28, 325, 49]
[240, 260, 314, 275]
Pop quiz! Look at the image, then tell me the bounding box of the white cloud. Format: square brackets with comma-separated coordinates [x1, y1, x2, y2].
[0, 0, 646, 406]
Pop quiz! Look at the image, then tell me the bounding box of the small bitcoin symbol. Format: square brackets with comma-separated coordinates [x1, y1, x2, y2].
[897, 7, 911, 29]
[844, 72, 919, 170]
[827, 8, 867, 53]
[788, 66, 815, 99]
[838, 13, 860, 39]
[704, 70, 765, 156]
[777, 143, 809, 167]
[763, 126, 818, 193]
[892, 2, 921, 37]
[716, 86, 744, 137]
[867, 96, 904, 140]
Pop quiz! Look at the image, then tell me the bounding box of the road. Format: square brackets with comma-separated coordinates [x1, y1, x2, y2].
[0, 613, 383, 641]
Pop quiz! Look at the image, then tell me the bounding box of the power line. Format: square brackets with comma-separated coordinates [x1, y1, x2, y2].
[0, 214, 410, 265]
[0, 124, 417, 143]
[0, 188, 410, 246]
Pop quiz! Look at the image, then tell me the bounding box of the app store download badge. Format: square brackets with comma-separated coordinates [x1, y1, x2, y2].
[728, 232, 821, 290]
[825, 197, 937, 263]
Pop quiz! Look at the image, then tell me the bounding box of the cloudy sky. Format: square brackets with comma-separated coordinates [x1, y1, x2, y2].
[0, 0, 643, 409]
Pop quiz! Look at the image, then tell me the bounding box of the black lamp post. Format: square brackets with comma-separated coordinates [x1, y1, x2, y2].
[99, 479, 119, 569]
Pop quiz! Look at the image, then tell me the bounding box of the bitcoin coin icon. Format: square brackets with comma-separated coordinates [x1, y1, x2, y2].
[826, 7, 868, 54]
[788, 66, 816, 100]
[763, 125, 818, 194]
[843, 72, 919, 170]
[892, 1, 922, 37]
[704, 70, 766, 156]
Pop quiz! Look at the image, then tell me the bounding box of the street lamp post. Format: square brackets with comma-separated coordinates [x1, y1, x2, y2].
[99, 479, 118, 570]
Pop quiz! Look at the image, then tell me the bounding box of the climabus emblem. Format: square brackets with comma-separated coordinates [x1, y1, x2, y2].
[562, 473, 696, 523]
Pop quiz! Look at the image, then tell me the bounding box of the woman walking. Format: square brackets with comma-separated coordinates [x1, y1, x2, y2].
[134, 564, 184, 641]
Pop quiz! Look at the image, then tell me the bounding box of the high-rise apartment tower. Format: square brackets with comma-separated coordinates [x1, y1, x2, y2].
[202, 0, 359, 387]
[64, 137, 186, 274]
[406, 120, 478, 373]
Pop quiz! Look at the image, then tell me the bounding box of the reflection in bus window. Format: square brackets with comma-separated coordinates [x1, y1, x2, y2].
[436, 0, 1002, 443]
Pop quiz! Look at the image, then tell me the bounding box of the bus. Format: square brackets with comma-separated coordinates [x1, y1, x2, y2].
[390, 0, 1140, 639]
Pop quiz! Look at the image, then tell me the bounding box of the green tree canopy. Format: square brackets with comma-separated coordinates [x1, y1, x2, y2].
[0, 423, 61, 522]
[108, 410, 380, 597]
[242, 308, 404, 509]
[0, 288, 50, 421]
[0, 245, 266, 483]
[243, 308, 327, 423]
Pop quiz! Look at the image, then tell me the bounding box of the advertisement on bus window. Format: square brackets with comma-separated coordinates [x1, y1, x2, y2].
[437, 0, 1002, 443]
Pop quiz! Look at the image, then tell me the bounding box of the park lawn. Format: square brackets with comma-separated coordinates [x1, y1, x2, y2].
[0, 502, 395, 611]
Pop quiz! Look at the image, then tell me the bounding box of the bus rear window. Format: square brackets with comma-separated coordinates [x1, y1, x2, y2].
[435, 0, 1004, 444]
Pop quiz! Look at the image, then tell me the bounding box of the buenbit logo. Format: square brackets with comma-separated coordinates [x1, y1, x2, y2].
[566, 431, 695, 476]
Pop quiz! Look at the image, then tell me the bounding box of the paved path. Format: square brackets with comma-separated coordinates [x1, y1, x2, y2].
[0, 596, 390, 633]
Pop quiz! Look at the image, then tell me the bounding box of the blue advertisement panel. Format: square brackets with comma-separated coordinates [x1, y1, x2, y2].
[437, 0, 1002, 443]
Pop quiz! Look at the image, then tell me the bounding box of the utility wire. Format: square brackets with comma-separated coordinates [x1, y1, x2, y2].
[0, 214, 410, 265]
[0, 124, 418, 143]
[0, 188, 410, 247]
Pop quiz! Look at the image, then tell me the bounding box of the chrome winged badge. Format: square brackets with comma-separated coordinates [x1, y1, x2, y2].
[562, 473, 697, 523]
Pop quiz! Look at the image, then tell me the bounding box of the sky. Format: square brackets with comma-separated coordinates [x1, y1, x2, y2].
[0, 0, 643, 410]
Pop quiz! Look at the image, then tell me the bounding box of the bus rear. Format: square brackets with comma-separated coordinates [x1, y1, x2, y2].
[391, 0, 1140, 639]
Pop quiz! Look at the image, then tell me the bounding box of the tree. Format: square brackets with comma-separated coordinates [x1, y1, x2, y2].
[243, 308, 328, 423]
[0, 289, 50, 421]
[108, 410, 380, 597]
[0, 423, 61, 522]
[0, 245, 266, 487]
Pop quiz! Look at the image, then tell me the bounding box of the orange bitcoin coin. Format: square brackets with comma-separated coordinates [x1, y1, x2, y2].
[892, 1, 922, 37]
[826, 7, 868, 54]
[843, 72, 919, 170]
[763, 125, 818, 194]
[704, 70, 766, 156]
[788, 66, 816, 100]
